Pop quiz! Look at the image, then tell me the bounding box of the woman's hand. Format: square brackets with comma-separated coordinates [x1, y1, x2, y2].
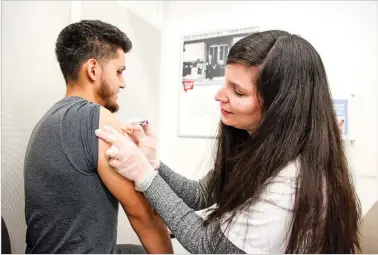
[95, 125, 156, 191]
[121, 121, 160, 170]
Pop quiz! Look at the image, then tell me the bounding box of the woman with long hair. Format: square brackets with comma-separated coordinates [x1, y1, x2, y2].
[96, 30, 361, 253]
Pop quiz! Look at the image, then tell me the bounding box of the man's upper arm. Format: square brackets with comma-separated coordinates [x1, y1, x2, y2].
[97, 107, 154, 218]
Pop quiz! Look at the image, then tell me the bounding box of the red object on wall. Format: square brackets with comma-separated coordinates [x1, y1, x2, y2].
[183, 80, 194, 92]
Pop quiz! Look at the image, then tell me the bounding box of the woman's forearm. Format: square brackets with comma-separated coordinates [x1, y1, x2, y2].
[143, 173, 245, 254]
[158, 162, 215, 210]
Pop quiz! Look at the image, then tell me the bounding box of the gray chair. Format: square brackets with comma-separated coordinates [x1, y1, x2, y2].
[359, 201, 378, 253]
[1, 217, 12, 254]
[115, 244, 146, 254]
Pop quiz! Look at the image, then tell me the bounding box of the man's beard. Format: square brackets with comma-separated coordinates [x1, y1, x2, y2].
[97, 79, 119, 113]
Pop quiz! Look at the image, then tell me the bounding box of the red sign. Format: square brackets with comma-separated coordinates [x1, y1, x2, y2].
[183, 80, 194, 92]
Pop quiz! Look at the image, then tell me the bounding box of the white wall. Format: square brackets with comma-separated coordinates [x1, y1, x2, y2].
[158, 1, 378, 215]
[117, 1, 163, 30]
[1, 1, 71, 253]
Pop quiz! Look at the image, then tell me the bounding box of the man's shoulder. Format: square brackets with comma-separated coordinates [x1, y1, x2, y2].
[61, 96, 101, 113]
[39, 96, 100, 122]
[98, 107, 121, 132]
[56, 97, 102, 128]
[97, 107, 122, 169]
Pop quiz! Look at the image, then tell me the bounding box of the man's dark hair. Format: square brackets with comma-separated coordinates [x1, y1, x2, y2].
[55, 20, 132, 83]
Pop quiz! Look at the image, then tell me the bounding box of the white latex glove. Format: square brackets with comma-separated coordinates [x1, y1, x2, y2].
[121, 121, 160, 170]
[95, 125, 157, 191]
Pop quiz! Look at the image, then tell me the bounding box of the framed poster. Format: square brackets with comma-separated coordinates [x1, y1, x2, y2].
[177, 26, 260, 138]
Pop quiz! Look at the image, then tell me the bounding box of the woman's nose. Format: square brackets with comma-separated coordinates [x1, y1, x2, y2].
[214, 87, 228, 103]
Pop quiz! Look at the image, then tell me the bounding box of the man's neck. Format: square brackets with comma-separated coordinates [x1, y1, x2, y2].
[65, 82, 102, 105]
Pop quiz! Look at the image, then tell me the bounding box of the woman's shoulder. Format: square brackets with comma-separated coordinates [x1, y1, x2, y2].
[276, 158, 300, 179]
[220, 160, 300, 253]
[256, 159, 300, 214]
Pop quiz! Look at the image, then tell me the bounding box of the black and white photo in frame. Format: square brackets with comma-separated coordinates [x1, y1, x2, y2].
[178, 26, 260, 138]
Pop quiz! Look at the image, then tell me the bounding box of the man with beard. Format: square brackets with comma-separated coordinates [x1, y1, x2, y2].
[23, 20, 172, 254]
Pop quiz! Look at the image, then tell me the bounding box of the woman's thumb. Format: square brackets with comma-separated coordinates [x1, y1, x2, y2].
[130, 125, 148, 142]
[142, 123, 153, 136]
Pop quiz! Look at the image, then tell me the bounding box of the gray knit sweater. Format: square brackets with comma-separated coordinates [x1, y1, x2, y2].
[143, 162, 245, 254]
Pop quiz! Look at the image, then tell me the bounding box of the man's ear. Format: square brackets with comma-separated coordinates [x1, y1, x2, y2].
[86, 59, 100, 82]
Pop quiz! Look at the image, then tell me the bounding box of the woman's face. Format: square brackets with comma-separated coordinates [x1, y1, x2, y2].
[214, 63, 263, 133]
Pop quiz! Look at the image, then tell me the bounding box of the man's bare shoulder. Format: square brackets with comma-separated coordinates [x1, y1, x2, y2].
[99, 107, 122, 133]
[97, 106, 122, 168]
[96, 107, 151, 215]
[97, 107, 136, 189]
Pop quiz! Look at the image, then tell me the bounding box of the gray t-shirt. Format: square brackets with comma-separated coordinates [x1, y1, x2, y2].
[24, 96, 118, 253]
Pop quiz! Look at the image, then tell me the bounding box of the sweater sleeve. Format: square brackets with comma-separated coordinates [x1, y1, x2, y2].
[143, 173, 245, 254]
[158, 162, 215, 210]
[143, 160, 299, 254]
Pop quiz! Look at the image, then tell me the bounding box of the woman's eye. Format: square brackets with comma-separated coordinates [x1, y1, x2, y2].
[234, 90, 243, 96]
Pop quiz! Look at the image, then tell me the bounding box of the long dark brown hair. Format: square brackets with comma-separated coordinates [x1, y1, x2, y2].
[205, 30, 361, 253]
